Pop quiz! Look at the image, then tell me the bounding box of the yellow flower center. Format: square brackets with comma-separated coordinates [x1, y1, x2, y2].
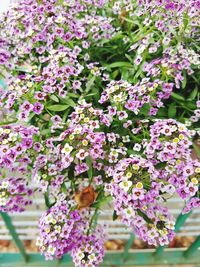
[136, 182, 143, 189]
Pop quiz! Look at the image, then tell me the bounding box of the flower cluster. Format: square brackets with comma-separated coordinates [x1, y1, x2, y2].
[100, 79, 174, 116]
[107, 157, 158, 210]
[169, 158, 200, 200]
[37, 200, 106, 266]
[190, 100, 200, 123]
[32, 101, 129, 196]
[182, 197, 200, 214]
[0, 177, 33, 212]
[37, 201, 87, 260]
[144, 46, 200, 88]
[133, 205, 175, 247]
[71, 226, 106, 267]
[0, 124, 38, 171]
[106, 156, 176, 246]
[145, 120, 200, 202]
[136, 0, 200, 47]
[0, 0, 115, 121]
[146, 119, 192, 163]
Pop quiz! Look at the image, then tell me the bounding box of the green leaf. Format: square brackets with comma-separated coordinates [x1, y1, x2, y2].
[67, 93, 79, 98]
[183, 13, 189, 29]
[50, 95, 59, 103]
[0, 213, 27, 261]
[85, 93, 97, 97]
[155, 162, 167, 170]
[123, 234, 135, 261]
[106, 61, 132, 69]
[135, 64, 144, 79]
[125, 54, 133, 62]
[63, 109, 71, 121]
[182, 71, 187, 89]
[193, 143, 200, 157]
[61, 183, 67, 193]
[189, 87, 198, 100]
[157, 108, 167, 117]
[46, 104, 69, 111]
[168, 103, 177, 118]
[95, 188, 104, 202]
[86, 156, 93, 182]
[111, 69, 119, 79]
[41, 129, 51, 135]
[186, 102, 196, 109]
[121, 68, 129, 80]
[62, 98, 76, 107]
[92, 195, 112, 208]
[127, 149, 141, 156]
[171, 92, 185, 101]
[140, 103, 150, 115]
[137, 209, 153, 224]
[113, 210, 118, 221]
[86, 76, 96, 93]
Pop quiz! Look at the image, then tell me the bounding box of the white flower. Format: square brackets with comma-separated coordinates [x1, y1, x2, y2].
[189, 130, 196, 136]
[162, 37, 171, 45]
[160, 125, 173, 136]
[88, 253, 96, 261]
[133, 143, 141, 151]
[47, 245, 56, 255]
[3, 128, 10, 134]
[124, 207, 135, 218]
[1, 181, 9, 189]
[134, 55, 142, 65]
[2, 139, 8, 145]
[119, 179, 132, 192]
[74, 126, 82, 134]
[55, 16, 64, 23]
[137, 45, 146, 54]
[45, 214, 54, 224]
[61, 143, 73, 154]
[185, 120, 192, 127]
[77, 252, 84, 260]
[122, 135, 130, 143]
[33, 174, 41, 184]
[113, 92, 126, 103]
[8, 133, 18, 142]
[109, 149, 119, 163]
[143, 18, 152, 26]
[0, 197, 7, 206]
[132, 164, 140, 171]
[165, 221, 175, 230]
[36, 237, 43, 247]
[54, 225, 61, 233]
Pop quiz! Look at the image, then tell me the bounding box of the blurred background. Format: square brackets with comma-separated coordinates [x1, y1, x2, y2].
[0, 0, 10, 14]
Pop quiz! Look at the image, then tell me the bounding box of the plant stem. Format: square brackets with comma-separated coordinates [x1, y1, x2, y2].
[0, 120, 18, 126]
[87, 208, 99, 235]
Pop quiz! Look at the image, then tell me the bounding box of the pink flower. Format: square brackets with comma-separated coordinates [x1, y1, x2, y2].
[33, 102, 44, 114]
[132, 188, 145, 200]
[76, 149, 89, 160]
[117, 111, 128, 120]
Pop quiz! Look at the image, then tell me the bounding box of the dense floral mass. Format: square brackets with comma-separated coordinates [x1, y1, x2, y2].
[0, 0, 199, 266]
[0, 177, 33, 212]
[37, 201, 89, 260]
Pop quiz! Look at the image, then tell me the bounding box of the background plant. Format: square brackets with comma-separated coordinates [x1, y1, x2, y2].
[0, 0, 199, 266]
